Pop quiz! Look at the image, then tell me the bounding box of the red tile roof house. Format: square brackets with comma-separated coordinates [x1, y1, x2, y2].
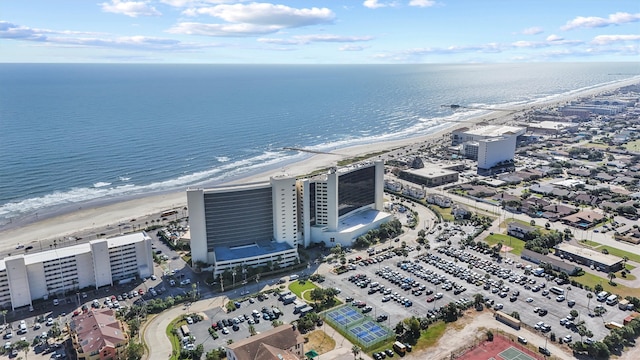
[68, 308, 128, 360]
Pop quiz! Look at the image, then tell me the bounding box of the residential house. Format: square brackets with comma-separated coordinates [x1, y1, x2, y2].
[69, 309, 128, 360]
[521, 197, 551, 216]
[451, 204, 471, 220]
[561, 210, 606, 229]
[541, 203, 578, 221]
[426, 194, 453, 208]
[595, 172, 615, 182]
[507, 222, 536, 240]
[573, 193, 599, 206]
[226, 324, 304, 360]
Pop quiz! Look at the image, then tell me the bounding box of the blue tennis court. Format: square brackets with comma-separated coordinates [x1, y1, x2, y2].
[325, 306, 364, 326]
[361, 321, 389, 337]
[323, 305, 394, 350]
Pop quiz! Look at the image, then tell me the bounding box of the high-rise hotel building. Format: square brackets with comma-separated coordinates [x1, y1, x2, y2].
[188, 160, 390, 276]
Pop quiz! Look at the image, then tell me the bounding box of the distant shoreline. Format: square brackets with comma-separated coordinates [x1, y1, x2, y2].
[0, 76, 638, 251]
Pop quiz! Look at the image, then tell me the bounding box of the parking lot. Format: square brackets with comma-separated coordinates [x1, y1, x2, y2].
[182, 291, 317, 351]
[324, 224, 632, 346]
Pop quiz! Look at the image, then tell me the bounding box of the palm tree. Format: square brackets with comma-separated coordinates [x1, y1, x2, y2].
[587, 292, 593, 312]
[608, 272, 616, 285]
[351, 345, 361, 360]
[0, 310, 6, 326]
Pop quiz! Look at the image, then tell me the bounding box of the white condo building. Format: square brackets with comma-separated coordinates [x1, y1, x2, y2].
[477, 136, 517, 170]
[452, 125, 525, 174]
[451, 125, 526, 146]
[188, 160, 390, 276]
[0, 232, 153, 310]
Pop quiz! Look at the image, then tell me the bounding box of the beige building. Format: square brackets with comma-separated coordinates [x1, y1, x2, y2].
[69, 308, 128, 360]
[399, 164, 459, 187]
[226, 324, 304, 360]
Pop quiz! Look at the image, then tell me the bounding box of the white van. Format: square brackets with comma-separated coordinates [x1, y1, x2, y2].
[289, 274, 299, 281]
[606, 294, 618, 306]
[597, 291, 609, 302]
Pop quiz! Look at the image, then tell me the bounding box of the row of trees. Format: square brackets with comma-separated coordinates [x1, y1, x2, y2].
[309, 287, 340, 311]
[354, 219, 403, 248]
[522, 229, 565, 255]
[571, 317, 640, 359]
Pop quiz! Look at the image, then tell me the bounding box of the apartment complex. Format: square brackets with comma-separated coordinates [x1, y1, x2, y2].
[188, 160, 390, 276]
[0, 232, 153, 310]
[68, 308, 128, 360]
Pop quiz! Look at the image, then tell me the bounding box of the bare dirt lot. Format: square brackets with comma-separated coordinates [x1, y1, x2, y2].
[409, 311, 572, 360]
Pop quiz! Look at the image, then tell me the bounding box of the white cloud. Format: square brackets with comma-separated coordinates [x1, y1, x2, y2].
[546, 34, 563, 42]
[340, 44, 368, 51]
[512, 40, 546, 48]
[409, 0, 436, 7]
[561, 12, 640, 30]
[0, 21, 101, 40]
[168, 22, 281, 36]
[100, 0, 161, 17]
[175, 3, 334, 37]
[363, 0, 387, 9]
[183, 3, 334, 28]
[258, 34, 374, 45]
[0, 21, 215, 51]
[160, 0, 237, 7]
[522, 26, 543, 35]
[591, 34, 640, 45]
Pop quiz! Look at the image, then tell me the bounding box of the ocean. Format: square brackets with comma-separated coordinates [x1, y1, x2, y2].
[0, 62, 638, 227]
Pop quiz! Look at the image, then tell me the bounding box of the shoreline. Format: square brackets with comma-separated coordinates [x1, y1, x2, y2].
[0, 76, 638, 250]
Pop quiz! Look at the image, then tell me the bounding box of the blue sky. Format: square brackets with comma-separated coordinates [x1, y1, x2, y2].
[1, 0, 639, 63]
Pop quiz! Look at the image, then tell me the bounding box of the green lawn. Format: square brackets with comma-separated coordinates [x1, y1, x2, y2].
[414, 321, 447, 349]
[579, 239, 602, 248]
[368, 321, 447, 356]
[289, 280, 318, 299]
[166, 318, 187, 360]
[584, 142, 610, 149]
[597, 245, 640, 264]
[624, 139, 640, 152]
[484, 234, 526, 255]
[571, 271, 640, 298]
[430, 205, 455, 222]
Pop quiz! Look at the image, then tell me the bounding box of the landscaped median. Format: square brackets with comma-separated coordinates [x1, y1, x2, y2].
[289, 279, 319, 301]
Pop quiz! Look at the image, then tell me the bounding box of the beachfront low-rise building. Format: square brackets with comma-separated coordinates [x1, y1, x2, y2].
[451, 125, 526, 146]
[398, 163, 459, 187]
[188, 160, 390, 276]
[0, 232, 153, 310]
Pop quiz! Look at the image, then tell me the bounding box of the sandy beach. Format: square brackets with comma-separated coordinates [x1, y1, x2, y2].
[0, 76, 638, 252]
